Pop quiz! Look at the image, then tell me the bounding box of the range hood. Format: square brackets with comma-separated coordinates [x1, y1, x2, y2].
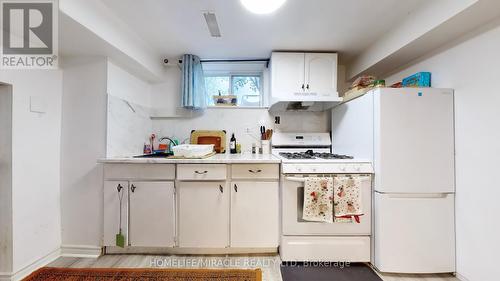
[268, 96, 342, 112]
[268, 52, 342, 112]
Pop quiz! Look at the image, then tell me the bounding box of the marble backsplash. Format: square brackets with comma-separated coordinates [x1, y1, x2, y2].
[107, 95, 152, 157]
[152, 108, 330, 154]
[108, 96, 331, 156]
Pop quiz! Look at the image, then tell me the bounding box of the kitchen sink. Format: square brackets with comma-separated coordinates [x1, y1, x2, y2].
[134, 152, 173, 158]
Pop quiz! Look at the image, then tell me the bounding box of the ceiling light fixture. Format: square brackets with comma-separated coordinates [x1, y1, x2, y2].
[240, 0, 286, 14]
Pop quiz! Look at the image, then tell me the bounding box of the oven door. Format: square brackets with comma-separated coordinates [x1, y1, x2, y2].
[282, 174, 372, 235]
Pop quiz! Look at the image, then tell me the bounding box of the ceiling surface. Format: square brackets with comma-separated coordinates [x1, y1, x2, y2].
[100, 0, 429, 62]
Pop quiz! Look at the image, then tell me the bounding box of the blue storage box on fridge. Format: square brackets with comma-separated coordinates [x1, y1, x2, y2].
[402, 72, 431, 87]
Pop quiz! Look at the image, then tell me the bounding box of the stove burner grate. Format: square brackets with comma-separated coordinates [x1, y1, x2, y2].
[279, 152, 315, 159]
[279, 150, 354, 160]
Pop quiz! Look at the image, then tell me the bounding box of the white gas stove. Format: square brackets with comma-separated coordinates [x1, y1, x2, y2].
[273, 132, 374, 262]
[272, 132, 373, 174]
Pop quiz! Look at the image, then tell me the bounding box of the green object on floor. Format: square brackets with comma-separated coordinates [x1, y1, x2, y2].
[116, 231, 125, 248]
[116, 183, 125, 248]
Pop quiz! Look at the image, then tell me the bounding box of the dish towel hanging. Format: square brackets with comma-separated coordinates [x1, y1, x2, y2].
[333, 175, 365, 223]
[303, 177, 334, 223]
[181, 54, 207, 109]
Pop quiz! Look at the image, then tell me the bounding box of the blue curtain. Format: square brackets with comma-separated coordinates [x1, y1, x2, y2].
[181, 54, 206, 109]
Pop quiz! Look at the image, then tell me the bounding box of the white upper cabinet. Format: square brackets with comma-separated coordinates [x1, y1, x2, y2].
[271, 52, 306, 99]
[271, 52, 338, 100]
[305, 53, 338, 97]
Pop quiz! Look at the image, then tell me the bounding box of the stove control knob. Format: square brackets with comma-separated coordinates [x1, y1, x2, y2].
[340, 166, 347, 172]
[312, 168, 317, 172]
[296, 167, 302, 172]
[355, 165, 361, 172]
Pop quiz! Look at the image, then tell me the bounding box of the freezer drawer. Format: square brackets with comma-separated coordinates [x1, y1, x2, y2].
[374, 192, 455, 273]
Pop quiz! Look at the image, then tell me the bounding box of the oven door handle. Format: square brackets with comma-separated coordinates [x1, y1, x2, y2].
[285, 177, 306, 183]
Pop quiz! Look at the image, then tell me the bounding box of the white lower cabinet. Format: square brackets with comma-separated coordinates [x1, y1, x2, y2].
[178, 181, 229, 248]
[103, 163, 280, 251]
[129, 181, 175, 247]
[230, 181, 279, 247]
[103, 181, 129, 247]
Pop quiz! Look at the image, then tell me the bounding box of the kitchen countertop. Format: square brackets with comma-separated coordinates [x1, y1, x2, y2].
[98, 153, 281, 164]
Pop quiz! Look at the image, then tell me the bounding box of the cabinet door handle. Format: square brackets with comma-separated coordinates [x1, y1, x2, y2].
[248, 169, 262, 173]
[131, 184, 136, 193]
[301, 84, 305, 90]
[234, 184, 238, 192]
[306, 84, 310, 90]
[117, 184, 123, 192]
[195, 170, 208, 174]
[219, 185, 224, 193]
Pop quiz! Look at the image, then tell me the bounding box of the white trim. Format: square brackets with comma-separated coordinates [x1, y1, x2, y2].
[105, 246, 277, 255]
[60, 245, 102, 258]
[1, 248, 61, 281]
[207, 106, 269, 109]
[204, 71, 265, 108]
[455, 273, 471, 281]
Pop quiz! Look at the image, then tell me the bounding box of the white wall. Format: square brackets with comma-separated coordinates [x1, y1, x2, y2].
[0, 70, 62, 273]
[107, 61, 151, 107]
[0, 85, 13, 275]
[151, 63, 342, 151]
[150, 67, 189, 117]
[60, 57, 155, 250]
[60, 57, 107, 250]
[59, 0, 164, 81]
[385, 21, 500, 281]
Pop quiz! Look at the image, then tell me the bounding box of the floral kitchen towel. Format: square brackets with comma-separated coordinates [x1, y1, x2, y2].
[333, 175, 366, 223]
[303, 177, 334, 223]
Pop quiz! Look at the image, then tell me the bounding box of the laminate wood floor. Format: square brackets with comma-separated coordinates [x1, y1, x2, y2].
[47, 255, 460, 281]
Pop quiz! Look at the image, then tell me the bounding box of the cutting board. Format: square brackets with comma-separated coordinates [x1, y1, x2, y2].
[190, 130, 226, 153]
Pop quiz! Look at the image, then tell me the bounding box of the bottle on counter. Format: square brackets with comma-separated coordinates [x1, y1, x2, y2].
[143, 142, 152, 154]
[230, 133, 237, 154]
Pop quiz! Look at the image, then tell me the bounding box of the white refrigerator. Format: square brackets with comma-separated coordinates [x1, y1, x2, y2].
[332, 88, 455, 273]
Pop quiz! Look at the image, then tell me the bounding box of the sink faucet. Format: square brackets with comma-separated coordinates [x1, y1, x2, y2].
[159, 137, 177, 153]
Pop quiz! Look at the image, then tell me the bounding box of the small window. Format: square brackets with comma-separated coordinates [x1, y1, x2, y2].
[204, 73, 263, 107]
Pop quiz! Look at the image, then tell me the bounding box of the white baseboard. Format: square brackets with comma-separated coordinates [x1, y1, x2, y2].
[60, 245, 102, 258]
[105, 246, 278, 255]
[0, 245, 101, 281]
[2, 248, 61, 281]
[455, 273, 470, 281]
[0, 273, 12, 281]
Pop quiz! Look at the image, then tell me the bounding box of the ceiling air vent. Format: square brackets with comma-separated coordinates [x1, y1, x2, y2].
[203, 12, 221, 37]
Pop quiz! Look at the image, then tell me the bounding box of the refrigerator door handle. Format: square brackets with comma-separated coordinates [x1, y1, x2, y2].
[375, 192, 452, 199]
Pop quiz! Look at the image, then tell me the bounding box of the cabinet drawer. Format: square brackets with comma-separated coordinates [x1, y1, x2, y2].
[281, 236, 370, 262]
[231, 164, 279, 180]
[104, 164, 175, 180]
[177, 164, 227, 180]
